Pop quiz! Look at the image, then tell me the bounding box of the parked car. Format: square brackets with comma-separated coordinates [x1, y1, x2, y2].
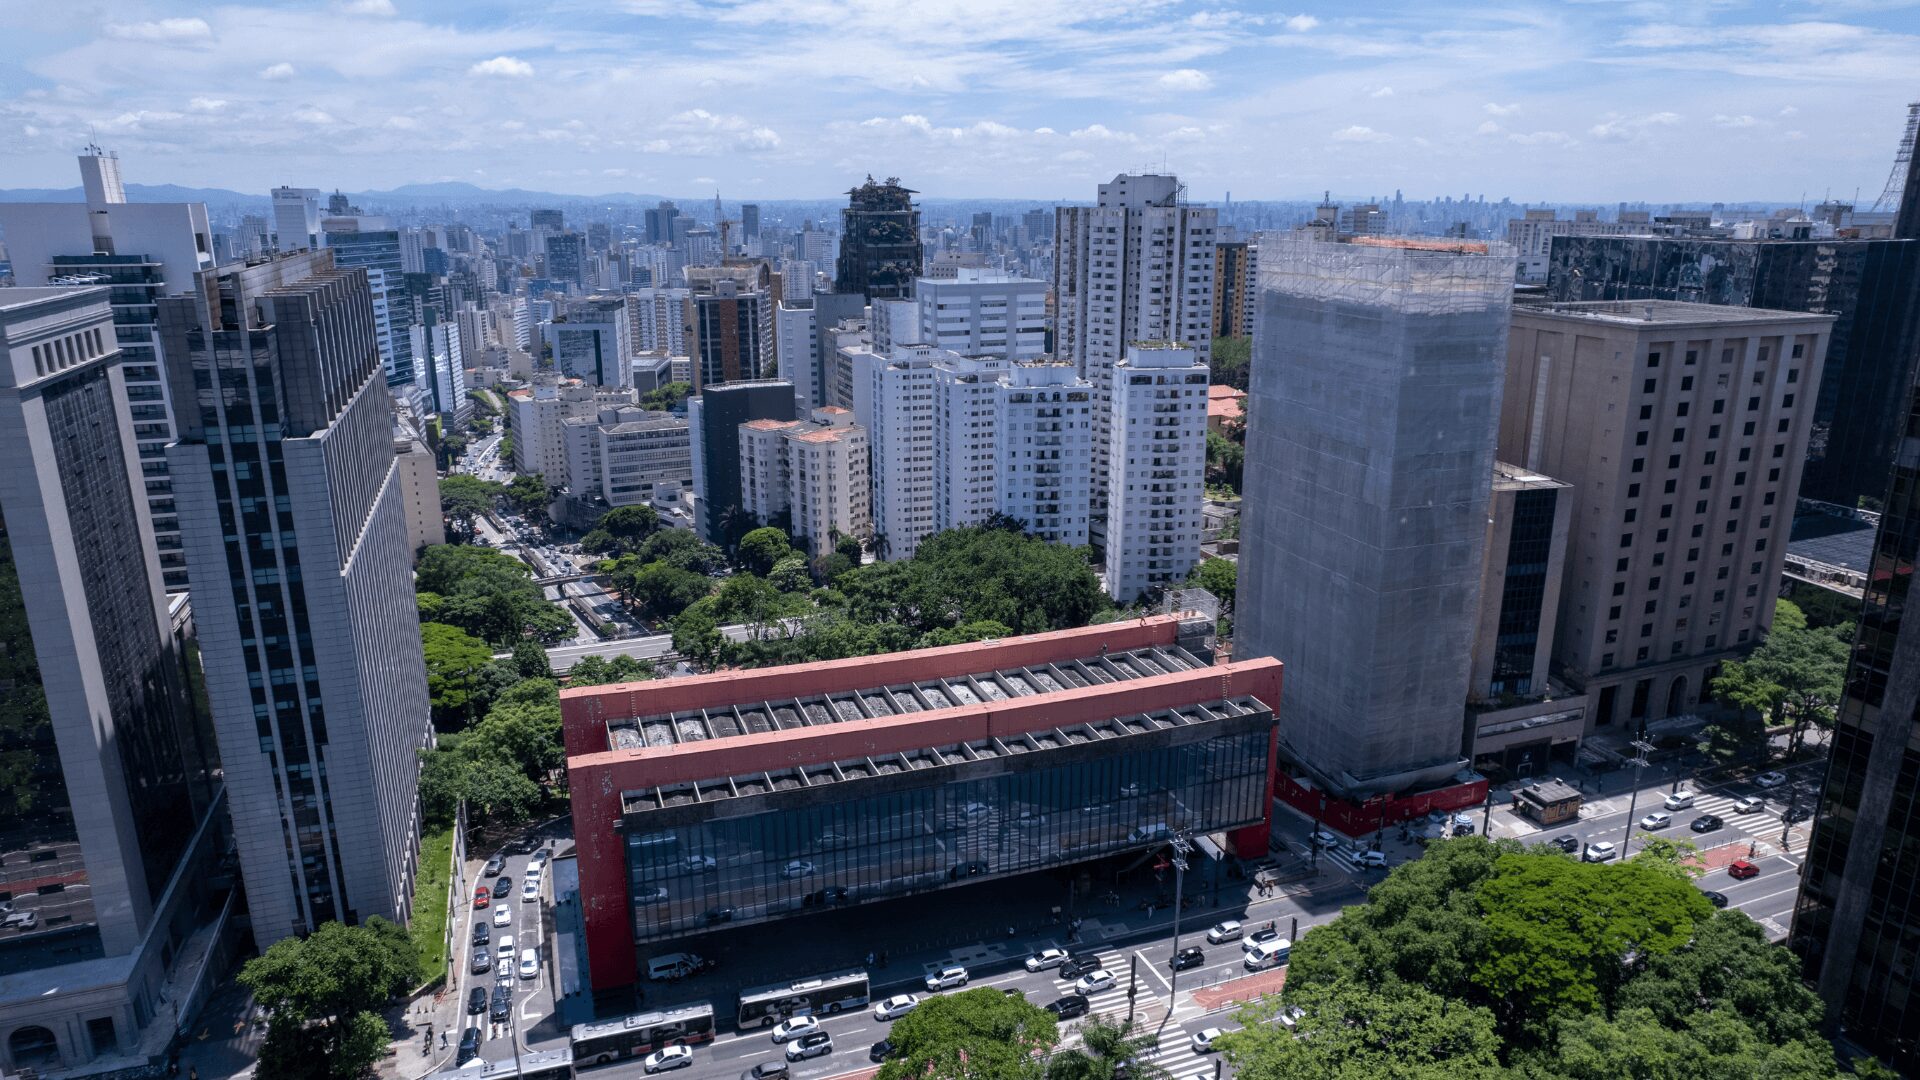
[771, 1017, 819, 1044]
[874, 994, 920, 1021]
[1755, 771, 1788, 788]
[1582, 841, 1618, 863]
[1207, 920, 1244, 943]
[1171, 946, 1205, 972]
[1060, 955, 1104, 980]
[1026, 948, 1071, 972]
[1074, 970, 1117, 995]
[1549, 835, 1581, 854]
[1690, 814, 1725, 834]
[1733, 795, 1767, 813]
[1664, 791, 1697, 811]
[1727, 859, 1761, 880]
[1045, 995, 1091, 1019]
[643, 1046, 694, 1073]
[1702, 890, 1730, 908]
[785, 1032, 833, 1061]
[1191, 1028, 1224, 1053]
[1639, 811, 1673, 831]
[925, 965, 970, 991]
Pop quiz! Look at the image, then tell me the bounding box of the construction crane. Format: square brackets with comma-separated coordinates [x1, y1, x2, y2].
[1870, 102, 1919, 214]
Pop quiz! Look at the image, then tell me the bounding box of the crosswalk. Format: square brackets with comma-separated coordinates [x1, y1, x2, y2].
[1045, 947, 1218, 1080]
[1687, 792, 1785, 830]
[1131, 1023, 1220, 1080]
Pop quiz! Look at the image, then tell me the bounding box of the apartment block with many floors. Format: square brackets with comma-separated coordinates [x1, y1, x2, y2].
[1104, 343, 1208, 603]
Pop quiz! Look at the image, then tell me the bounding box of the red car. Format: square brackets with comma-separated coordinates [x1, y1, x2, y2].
[473, 884, 491, 908]
[1727, 859, 1760, 880]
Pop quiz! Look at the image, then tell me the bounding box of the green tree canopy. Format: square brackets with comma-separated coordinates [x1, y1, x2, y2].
[420, 621, 496, 727]
[1713, 602, 1850, 758]
[737, 526, 794, 576]
[504, 473, 552, 520]
[1188, 557, 1238, 611]
[1210, 335, 1251, 390]
[1207, 428, 1245, 493]
[610, 558, 714, 621]
[639, 380, 692, 412]
[439, 474, 503, 541]
[876, 986, 1059, 1080]
[566, 654, 657, 687]
[581, 505, 662, 556]
[240, 918, 420, 1080]
[414, 544, 573, 644]
[1222, 983, 1504, 1080]
[1045, 1015, 1169, 1080]
[633, 528, 728, 575]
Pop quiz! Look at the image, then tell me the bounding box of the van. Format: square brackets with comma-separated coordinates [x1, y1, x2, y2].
[1244, 938, 1292, 971]
[647, 952, 705, 981]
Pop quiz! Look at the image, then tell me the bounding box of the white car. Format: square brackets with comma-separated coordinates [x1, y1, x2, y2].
[1354, 850, 1388, 869]
[1583, 841, 1618, 862]
[642, 1045, 693, 1073]
[873, 994, 920, 1021]
[686, 855, 718, 872]
[1755, 771, 1788, 788]
[492, 905, 512, 927]
[771, 1016, 819, 1043]
[1191, 1027, 1224, 1053]
[1664, 791, 1697, 811]
[1073, 970, 1116, 995]
[1307, 828, 1340, 849]
[496, 934, 517, 960]
[1732, 795, 1767, 813]
[1025, 948, 1071, 972]
[517, 948, 539, 980]
[1639, 811, 1673, 831]
[521, 879, 541, 903]
[1207, 920, 1244, 943]
[924, 965, 970, 991]
[784, 860, 817, 879]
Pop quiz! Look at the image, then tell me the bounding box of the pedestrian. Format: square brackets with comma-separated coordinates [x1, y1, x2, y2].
[441, 1032, 449, 1048]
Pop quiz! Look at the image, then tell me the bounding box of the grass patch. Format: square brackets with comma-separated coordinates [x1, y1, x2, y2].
[409, 822, 457, 978]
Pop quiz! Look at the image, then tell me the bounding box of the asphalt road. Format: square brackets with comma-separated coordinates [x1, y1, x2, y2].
[445, 841, 562, 1070]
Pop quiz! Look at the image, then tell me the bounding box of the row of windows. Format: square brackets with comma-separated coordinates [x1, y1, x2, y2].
[29, 325, 108, 377]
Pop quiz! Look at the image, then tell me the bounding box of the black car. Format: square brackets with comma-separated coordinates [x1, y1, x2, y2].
[1549, 835, 1581, 854]
[869, 1039, 894, 1063]
[490, 985, 512, 1023]
[467, 987, 487, 1014]
[704, 906, 736, 925]
[457, 1027, 483, 1065]
[491, 876, 513, 898]
[1045, 995, 1091, 1019]
[1171, 946, 1205, 972]
[471, 920, 491, 947]
[1702, 890, 1730, 909]
[1060, 955, 1103, 980]
[482, 854, 506, 878]
[1690, 814, 1725, 833]
[742, 1062, 790, 1080]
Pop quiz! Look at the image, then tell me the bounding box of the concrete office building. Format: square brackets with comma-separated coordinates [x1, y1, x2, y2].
[561, 407, 692, 508]
[689, 380, 796, 545]
[270, 185, 323, 253]
[1055, 174, 1217, 552]
[689, 281, 771, 390]
[546, 232, 586, 287]
[1500, 301, 1832, 731]
[0, 289, 227, 1074]
[323, 220, 418, 393]
[914, 270, 1047, 360]
[392, 404, 446, 557]
[509, 378, 633, 481]
[775, 301, 824, 414]
[1104, 343, 1208, 603]
[869, 349, 941, 559]
[1546, 234, 1920, 513]
[835, 176, 923, 301]
[547, 296, 634, 389]
[1238, 235, 1515, 808]
[159, 251, 432, 947]
[0, 147, 215, 592]
[558, 614, 1279, 990]
[1504, 208, 1660, 283]
[411, 316, 470, 423]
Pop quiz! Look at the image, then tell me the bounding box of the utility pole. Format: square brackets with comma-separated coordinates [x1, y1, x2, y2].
[1161, 834, 1192, 1034]
[1781, 786, 1798, 851]
[1126, 952, 1138, 1026]
[1620, 739, 1656, 854]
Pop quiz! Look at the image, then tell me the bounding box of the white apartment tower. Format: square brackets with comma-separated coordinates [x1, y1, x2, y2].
[776, 301, 823, 414]
[917, 269, 1048, 360]
[785, 407, 870, 558]
[869, 349, 940, 559]
[996, 362, 1095, 546]
[933, 354, 1010, 530]
[628, 286, 690, 356]
[1105, 342, 1209, 602]
[1055, 173, 1217, 552]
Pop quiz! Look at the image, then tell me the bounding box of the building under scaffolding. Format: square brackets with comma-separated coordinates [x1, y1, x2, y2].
[834, 176, 923, 301]
[1237, 234, 1516, 801]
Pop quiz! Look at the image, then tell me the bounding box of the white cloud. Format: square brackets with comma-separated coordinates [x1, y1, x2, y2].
[1069, 123, 1138, 142]
[105, 18, 212, 42]
[292, 108, 338, 126]
[1713, 114, 1758, 127]
[1779, 105, 1799, 116]
[259, 62, 296, 80]
[1507, 130, 1575, 146]
[1284, 14, 1320, 32]
[1483, 102, 1520, 116]
[384, 116, 420, 129]
[1157, 69, 1213, 91]
[1369, 85, 1394, 98]
[1476, 120, 1502, 135]
[188, 97, 228, 112]
[1646, 111, 1681, 124]
[469, 56, 534, 78]
[1332, 125, 1389, 142]
[340, 0, 398, 13]
[1588, 112, 1684, 141]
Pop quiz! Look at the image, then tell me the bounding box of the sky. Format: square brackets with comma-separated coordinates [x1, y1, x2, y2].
[3, 1, 1918, 203]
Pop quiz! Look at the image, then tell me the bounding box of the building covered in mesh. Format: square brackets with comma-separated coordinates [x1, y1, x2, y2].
[834, 176, 923, 301]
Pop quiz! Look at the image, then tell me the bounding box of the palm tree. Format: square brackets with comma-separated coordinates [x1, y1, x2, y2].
[1045, 1014, 1170, 1080]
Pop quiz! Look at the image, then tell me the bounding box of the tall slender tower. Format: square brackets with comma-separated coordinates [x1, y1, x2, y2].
[160, 250, 432, 947]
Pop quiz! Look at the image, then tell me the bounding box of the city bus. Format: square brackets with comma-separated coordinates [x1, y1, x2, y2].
[735, 968, 871, 1029]
[428, 1049, 574, 1079]
[569, 1002, 716, 1068]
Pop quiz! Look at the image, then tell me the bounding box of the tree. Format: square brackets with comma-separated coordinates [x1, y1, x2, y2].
[1628, 833, 1707, 879]
[239, 918, 420, 1080]
[509, 637, 552, 681]
[414, 545, 573, 644]
[834, 532, 865, 565]
[635, 528, 727, 575]
[504, 473, 552, 520]
[1210, 335, 1251, 391]
[420, 622, 495, 727]
[1514, 1007, 1838, 1080]
[917, 619, 1016, 649]
[876, 987, 1059, 1080]
[639, 380, 692, 412]
[1046, 1015, 1169, 1080]
[1698, 708, 1769, 766]
[439, 474, 502, 541]
[1222, 983, 1504, 1080]
[418, 746, 468, 827]
[1206, 429, 1245, 492]
[1610, 911, 1827, 1045]
[613, 559, 714, 621]
[1188, 557, 1238, 611]
[1743, 620, 1849, 757]
[566, 654, 657, 687]
[768, 552, 813, 594]
[582, 505, 661, 556]
[738, 526, 794, 577]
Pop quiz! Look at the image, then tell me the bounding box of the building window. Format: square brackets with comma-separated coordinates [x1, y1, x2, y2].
[1636, 431, 1650, 446]
[1617, 557, 1631, 572]
[1643, 378, 1658, 393]
[1647, 352, 1662, 368]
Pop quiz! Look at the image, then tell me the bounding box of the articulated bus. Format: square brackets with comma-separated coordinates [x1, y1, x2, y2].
[428, 1049, 574, 1079]
[569, 1002, 716, 1068]
[735, 968, 871, 1029]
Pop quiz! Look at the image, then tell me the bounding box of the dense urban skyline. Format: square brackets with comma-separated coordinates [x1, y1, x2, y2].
[3, 1, 1917, 201]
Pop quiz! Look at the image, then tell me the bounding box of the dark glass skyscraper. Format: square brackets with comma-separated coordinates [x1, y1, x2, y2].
[834, 176, 922, 301]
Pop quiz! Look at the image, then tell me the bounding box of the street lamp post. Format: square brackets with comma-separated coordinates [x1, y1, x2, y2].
[1620, 739, 1656, 853]
[1161, 835, 1193, 1034]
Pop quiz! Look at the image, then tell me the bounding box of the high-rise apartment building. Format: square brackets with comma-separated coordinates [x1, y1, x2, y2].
[996, 361, 1095, 547]
[1212, 240, 1252, 339]
[869, 349, 940, 559]
[1501, 301, 1832, 731]
[689, 380, 796, 545]
[1238, 235, 1515, 797]
[627, 286, 690, 356]
[835, 176, 923, 300]
[0, 288, 225, 1072]
[159, 251, 432, 947]
[1055, 173, 1217, 552]
[0, 148, 214, 592]
[1547, 234, 1920, 513]
[915, 269, 1048, 359]
[546, 231, 586, 287]
[546, 296, 633, 389]
[738, 406, 869, 557]
[1104, 343, 1208, 603]
[270, 185, 323, 253]
[688, 280, 770, 390]
[933, 354, 1010, 531]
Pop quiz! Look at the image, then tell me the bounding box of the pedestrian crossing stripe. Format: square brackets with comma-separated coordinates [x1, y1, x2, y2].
[1689, 794, 1784, 825]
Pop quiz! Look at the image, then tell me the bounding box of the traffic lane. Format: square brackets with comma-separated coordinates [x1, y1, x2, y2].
[472, 847, 551, 1059]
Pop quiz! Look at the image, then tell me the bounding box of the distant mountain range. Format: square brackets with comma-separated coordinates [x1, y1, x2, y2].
[0, 180, 1055, 208]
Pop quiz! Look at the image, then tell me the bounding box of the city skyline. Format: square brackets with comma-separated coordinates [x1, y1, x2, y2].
[2, 1, 1916, 202]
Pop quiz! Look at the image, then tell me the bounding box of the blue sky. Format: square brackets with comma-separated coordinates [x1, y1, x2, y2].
[3, 0, 1917, 202]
